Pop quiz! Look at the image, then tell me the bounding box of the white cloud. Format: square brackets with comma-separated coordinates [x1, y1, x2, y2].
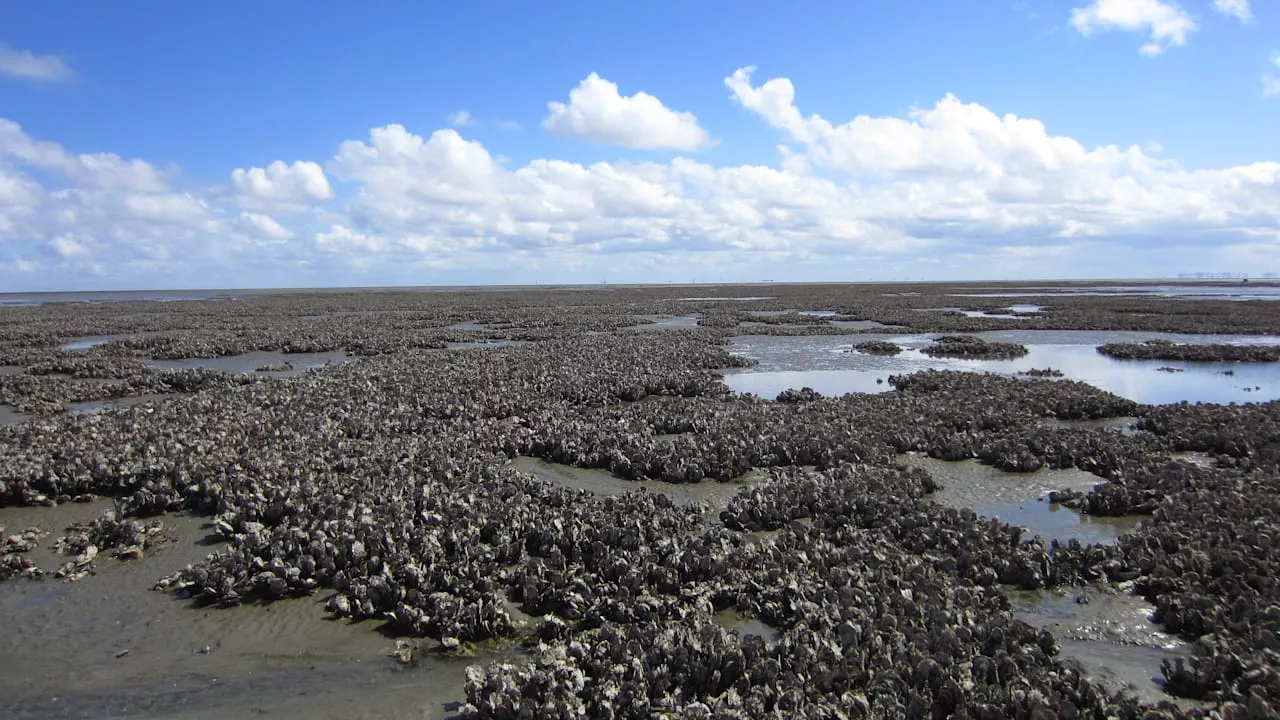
[1069, 0, 1196, 55]
[230, 160, 333, 211]
[315, 224, 385, 254]
[1264, 51, 1280, 98]
[1212, 0, 1251, 23]
[543, 73, 710, 151]
[47, 234, 89, 258]
[3, 60, 1280, 289]
[0, 43, 73, 82]
[447, 110, 474, 127]
[239, 211, 294, 241]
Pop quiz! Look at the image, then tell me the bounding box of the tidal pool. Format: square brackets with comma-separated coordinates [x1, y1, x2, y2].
[0, 501, 492, 720]
[65, 393, 175, 416]
[622, 314, 700, 331]
[722, 330, 1280, 404]
[0, 405, 29, 427]
[510, 456, 760, 516]
[714, 609, 779, 647]
[902, 455, 1142, 546]
[146, 351, 353, 377]
[953, 284, 1280, 301]
[1008, 588, 1203, 709]
[60, 334, 134, 351]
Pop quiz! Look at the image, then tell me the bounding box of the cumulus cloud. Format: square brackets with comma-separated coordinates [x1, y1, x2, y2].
[1069, 0, 1196, 55]
[544, 73, 710, 151]
[447, 110, 474, 127]
[1212, 0, 1251, 23]
[0, 43, 73, 82]
[239, 211, 293, 241]
[230, 160, 333, 211]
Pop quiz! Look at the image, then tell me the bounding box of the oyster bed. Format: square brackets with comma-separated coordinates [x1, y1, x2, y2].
[1, 281, 1279, 718]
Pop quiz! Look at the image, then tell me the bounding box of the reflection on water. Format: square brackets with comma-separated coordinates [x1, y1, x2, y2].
[1008, 588, 1203, 709]
[147, 350, 353, 377]
[902, 455, 1142, 546]
[722, 330, 1280, 405]
[60, 334, 134, 351]
[953, 284, 1280, 301]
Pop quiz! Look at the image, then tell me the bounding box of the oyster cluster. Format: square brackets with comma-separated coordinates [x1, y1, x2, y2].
[1, 283, 1278, 718]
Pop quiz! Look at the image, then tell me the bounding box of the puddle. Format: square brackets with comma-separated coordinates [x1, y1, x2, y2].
[60, 334, 134, 351]
[902, 455, 1142, 545]
[676, 296, 773, 302]
[953, 285, 1280, 301]
[625, 314, 699, 330]
[65, 393, 174, 416]
[928, 307, 1032, 320]
[722, 330, 1280, 404]
[0, 502, 497, 720]
[146, 351, 353, 377]
[509, 456, 759, 515]
[1, 405, 29, 427]
[714, 609, 779, 646]
[446, 340, 526, 350]
[447, 321, 488, 331]
[1008, 305, 1044, 314]
[1038, 416, 1139, 435]
[1008, 588, 1202, 709]
[828, 319, 886, 330]
[1170, 451, 1216, 469]
[0, 365, 23, 376]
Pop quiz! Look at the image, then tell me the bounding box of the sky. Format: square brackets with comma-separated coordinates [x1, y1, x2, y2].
[0, 0, 1278, 291]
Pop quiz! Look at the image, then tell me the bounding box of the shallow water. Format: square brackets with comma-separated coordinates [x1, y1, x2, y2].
[1038, 416, 1140, 435]
[147, 350, 353, 377]
[61, 334, 134, 351]
[1008, 588, 1202, 709]
[954, 284, 1280, 301]
[722, 330, 1280, 404]
[65, 393, 175, 416]
[713, 609, 779, 646]
[0, 501, 486, 720]
[446, 340, 526, 350]
[447, 321, 488, 331]
[626, 314, 699, 330]
[1, 405, 29, 427]
[510, 456, 759, 515]
[902, 455, 1142, 545]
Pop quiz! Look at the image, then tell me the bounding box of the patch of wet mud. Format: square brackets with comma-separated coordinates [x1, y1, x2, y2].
[146, 350, 353, 377]
[902, 455, 1143, 545]
[0, 501, 489, 720]
[1008, 588, 1203, 709]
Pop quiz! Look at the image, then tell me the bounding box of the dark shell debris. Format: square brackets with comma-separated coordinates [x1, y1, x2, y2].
[1, 281, 1279, 718]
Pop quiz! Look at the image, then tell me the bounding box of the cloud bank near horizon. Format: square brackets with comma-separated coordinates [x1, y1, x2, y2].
[2, 61, 1277, 290]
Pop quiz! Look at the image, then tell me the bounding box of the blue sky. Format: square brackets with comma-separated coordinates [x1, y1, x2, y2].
[1, 0, 1277, 290]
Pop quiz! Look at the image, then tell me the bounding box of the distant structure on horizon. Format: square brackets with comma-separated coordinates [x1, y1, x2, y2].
[1176, 272, 1278, 280]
